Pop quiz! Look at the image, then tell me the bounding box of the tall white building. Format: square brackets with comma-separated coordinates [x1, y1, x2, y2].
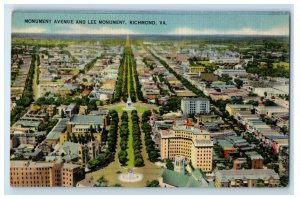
[181, 97, 210, 116]
[174, 155, 185, 174]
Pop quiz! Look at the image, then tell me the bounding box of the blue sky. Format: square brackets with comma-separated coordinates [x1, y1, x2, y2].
[12, 11, 290, 36]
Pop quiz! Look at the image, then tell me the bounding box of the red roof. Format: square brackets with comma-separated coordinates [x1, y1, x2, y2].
[185, 121, 193, 126]
[199, 126, 205, 131]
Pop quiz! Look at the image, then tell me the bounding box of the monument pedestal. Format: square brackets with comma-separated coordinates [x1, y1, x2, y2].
[123, 96, 136, 111]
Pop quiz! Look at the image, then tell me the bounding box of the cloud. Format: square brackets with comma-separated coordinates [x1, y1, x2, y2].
[168, 27, 289, 36]
[12, 24, 138, 35]
[12, 27, 47, 34]
[56, 24, 138, 35]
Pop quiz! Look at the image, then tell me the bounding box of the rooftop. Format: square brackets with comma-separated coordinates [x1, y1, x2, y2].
[215, 169, 280, 183]
[46, 118, 69, 140]
[70, 114, 104, 126]
[161, 169, 212, 188]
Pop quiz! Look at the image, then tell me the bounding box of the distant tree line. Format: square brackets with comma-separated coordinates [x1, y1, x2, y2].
[128, 53, 137, 102]
[112, 52, 125, 103]
[131, 110, 144, 167]
[122, 54, 129, 102]
[84, 57, 99, 73]
[118, 111, 129, 166]
[132, 57, 145, 102]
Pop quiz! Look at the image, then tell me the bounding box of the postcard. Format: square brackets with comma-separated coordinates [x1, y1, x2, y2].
[10, 10, 290, 188]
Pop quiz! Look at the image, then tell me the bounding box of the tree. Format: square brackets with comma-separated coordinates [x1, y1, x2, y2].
[94, 176, 108, 187]
[87, 159, 99, 170]
[111, 183, 122, 187]
[166, 159, 174, 170]
[87, 100, 97, 111]
[73, 168, 85, 186]
[71, 133, 78, 143]
[256, 179, 265, 187]
[37, 135, 46, 143]
[241, 162, 250, 169]
[134, 157, 144, 167]
[281, 125, 288, 135]
[234, 78, 243, 89]
[118, 150, 128, 166]
[146, 180, 160, 187]
[60, 110, 65, 118]
[90, 131, 95, 141]
[280, 175, 289, 187]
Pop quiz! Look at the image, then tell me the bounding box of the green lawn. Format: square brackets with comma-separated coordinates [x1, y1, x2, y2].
[126, 117, 135, 168]
[112, 105, 126, 113]
[272, 62, 289, 69]
[111, 103, 154, 114]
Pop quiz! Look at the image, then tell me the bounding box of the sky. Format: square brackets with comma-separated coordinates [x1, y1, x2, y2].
[12, 11, 290, 36]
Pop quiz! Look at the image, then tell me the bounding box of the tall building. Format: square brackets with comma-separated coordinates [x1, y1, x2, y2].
[174, 155, 185, 174]
[160, 122, 213, 172]
[181, 97, 210, 117]
[10, 160, 81, 187]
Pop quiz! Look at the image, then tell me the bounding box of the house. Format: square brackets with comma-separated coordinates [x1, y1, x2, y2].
[215, 169, 280, 187]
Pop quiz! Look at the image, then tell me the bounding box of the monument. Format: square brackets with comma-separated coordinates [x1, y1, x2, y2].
[118, 168, 143, 183]
[123, 96, 136, 111]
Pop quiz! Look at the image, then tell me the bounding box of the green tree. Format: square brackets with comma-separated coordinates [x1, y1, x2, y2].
[256, 179, 265, 187]
[166, 159, 174, 170]
[281, 125, 288, 135]
[146, 180, 160, 187]
[71, 133, 78, 143]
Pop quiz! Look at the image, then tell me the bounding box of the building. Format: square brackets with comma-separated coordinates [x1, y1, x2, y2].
[225, 104, 253, 116]
[214, 69, 247, 77]
[46, 141, 101, 165]
[10, 160, 81, 187]
[215, 169, 280, 187]
[60, 114, 106, 144]
[160, 122, 213, 172]
[254, 106, 288, 117]
[188, 65, 206, 73]
[245, 151, 264, 169]
[196, 115, 223, 124]
[46, 118, 69, 144]
[46, 105, 57, 117]
[65, 103, 77, 118]
[232, 158, 247, 170]
[218, 140, 237, 159]
[253, 87, 288, 98]
[174, 155, 185, 174]
[181, 97, 210, 117]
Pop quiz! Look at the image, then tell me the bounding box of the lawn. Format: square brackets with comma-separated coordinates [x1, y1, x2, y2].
[110, 102, 157, 114]
[126, 117, 135, 168]
[112, 105, 126, 113]
[272, 62, 289, 69]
